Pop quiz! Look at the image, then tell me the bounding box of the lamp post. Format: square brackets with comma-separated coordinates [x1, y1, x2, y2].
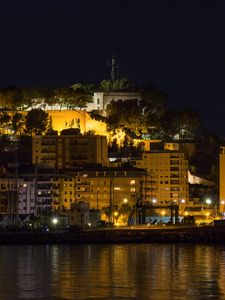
[52, 217, 58, 231]
[114, 211, 119, 225]
[180, 199, 186, 216]
[161, 210, 165, 223]
[152, 198, 157, 204]
[206, 198, 212, 206]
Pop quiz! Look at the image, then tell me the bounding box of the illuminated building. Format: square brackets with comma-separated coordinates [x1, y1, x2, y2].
[51, 176, 76, 212]
[220, 147, 225, 215]
[70, 201, 90, 227]
[134, 151, 189, 206]
[88, 91, 141, 111]
[32, 133, 108, 169]
[73, 169, 144, 210]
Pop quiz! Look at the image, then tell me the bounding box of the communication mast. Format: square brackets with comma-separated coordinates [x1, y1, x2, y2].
[107, 55, 119, 82]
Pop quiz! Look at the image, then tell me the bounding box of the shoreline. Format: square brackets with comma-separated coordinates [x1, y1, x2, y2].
[0, 225, 225, 245]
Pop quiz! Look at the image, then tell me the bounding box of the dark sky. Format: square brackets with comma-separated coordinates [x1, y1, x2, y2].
[1, 0, 225, 137]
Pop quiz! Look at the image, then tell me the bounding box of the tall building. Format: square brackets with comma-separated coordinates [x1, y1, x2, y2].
[51, 175, 76, 212]
[133, 151, 189, 207]
[32, 133, 108, 169]
[219, 147, 225, 215]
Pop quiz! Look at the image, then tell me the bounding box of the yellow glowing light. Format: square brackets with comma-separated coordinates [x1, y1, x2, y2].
[206, 199, 212, 205]
[161, 210, 166, 216]
[114, 211, 118, 217]
[123, 198, 128, 203]
[52, 217, 58, 224]
[184, 211, 188, 216]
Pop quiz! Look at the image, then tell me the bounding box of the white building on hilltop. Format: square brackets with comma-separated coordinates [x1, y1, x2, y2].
[27, 91, 141, 112]
[87, 91, 140, 111]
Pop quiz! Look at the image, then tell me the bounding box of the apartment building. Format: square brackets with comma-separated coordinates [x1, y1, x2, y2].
[51, 169, 145, 212]
[134, 151, 189, 207]
[51, 175, 76, 212]
[18, 177, 35, 215]
[32, 133, 108, 169]
[73, 169, 145, 210]
[0, 176, 17, 215]
[220, 147, 225, 215]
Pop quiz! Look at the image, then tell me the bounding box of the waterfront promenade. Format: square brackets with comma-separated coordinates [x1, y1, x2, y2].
[0, 224, 224, 245]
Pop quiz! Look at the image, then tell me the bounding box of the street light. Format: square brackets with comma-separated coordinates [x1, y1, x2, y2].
[114, 211, 119, 226]
[52, 217, 58, 225]
[206, 198, 212, 205]
[123, 198, 128, 204]
[52, 217, 58, 231]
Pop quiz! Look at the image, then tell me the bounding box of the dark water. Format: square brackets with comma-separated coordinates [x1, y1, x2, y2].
[0, 244, 224, 300]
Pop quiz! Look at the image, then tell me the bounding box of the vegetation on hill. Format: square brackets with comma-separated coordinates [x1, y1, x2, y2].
[0, 80, 221, 180]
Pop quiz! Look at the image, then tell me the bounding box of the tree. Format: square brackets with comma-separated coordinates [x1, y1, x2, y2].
[0, 86, 22, 110]
[109, 138, 119, 152]
[54, 85, 92, 110]
[106, 99, 158, 138]
[99, 77, 131, 92]
[25, 109, 49, 135]
[11, 112, 25, 135]
[99, 80, 113, 92]
[0, 112, 11, 134]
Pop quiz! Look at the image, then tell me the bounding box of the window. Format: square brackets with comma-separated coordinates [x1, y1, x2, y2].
[97, 98, 100, 104]
[130, 180, 135, 185]
[131, 187, 135, 192]
[170, 180, 179, 185]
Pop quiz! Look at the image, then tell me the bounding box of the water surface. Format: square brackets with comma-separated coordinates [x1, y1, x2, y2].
[0, 244, 224, 299]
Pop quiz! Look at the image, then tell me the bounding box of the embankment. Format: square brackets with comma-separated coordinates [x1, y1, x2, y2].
[0, 225, 225, 245]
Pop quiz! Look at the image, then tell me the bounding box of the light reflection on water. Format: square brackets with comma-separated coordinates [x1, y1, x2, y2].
[0, 244, 224, 299]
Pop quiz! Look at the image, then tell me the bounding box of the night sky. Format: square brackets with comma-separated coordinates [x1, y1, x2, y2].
[1, 1, 225, 137]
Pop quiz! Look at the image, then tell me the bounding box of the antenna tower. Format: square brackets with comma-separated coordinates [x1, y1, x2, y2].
[108, 55, 119, 82]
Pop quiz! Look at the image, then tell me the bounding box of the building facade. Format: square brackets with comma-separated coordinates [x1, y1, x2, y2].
[32, 134, 108, 169]
[220, 147, 225, 215]
[88, 92, 141, 111]
[133, 151, 189, 208]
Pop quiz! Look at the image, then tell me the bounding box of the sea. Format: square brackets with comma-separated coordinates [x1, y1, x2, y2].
[0, 243, 224, 300]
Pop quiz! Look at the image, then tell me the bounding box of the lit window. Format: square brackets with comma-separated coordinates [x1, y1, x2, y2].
[114, 187, 120, 191]
[130, 180, 135, 185]
[131, 187, 135, 192]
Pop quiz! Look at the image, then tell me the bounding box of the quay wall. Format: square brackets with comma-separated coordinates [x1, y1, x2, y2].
[0, 226, 224, 245]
